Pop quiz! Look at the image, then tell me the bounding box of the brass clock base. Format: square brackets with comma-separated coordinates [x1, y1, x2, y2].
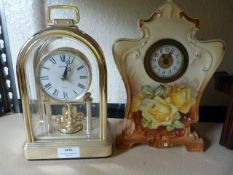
[23, 119, 112, 160]
[24, 141, 111, 160]
[23, 135, 112, 160]
[116, 112, 204, 152]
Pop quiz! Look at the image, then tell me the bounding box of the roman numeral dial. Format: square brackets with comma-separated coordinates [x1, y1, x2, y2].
[38, 49, 91, 101]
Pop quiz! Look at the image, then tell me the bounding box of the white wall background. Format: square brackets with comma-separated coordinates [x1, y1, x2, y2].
[3, 0, 233, 105]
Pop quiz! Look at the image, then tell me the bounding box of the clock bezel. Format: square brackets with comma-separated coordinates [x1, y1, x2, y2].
[144, 39, 189, 83]
[36, 47, 92, 102]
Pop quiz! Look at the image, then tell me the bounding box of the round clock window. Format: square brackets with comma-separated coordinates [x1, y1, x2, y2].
[144, 39, 189, 83]
[38, 48, 91, 101]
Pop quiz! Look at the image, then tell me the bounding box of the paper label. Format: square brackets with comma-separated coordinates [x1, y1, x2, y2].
[57, 147, 80, 158]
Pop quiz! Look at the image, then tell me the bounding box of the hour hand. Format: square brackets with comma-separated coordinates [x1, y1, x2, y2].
[162, 54, 169, 64]
[62, 65, 69, 80]
[167, 50, 172, 59]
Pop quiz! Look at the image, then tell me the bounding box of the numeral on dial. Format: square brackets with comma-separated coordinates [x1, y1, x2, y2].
[49, 58, 56, 64]
[60, 54, 66, 62]
[67, 57, 74, 64]
[44, 83, 52, 90]
[40, 76, 49, 80]
[63, 91, 68, 99]
[73, 90, 78, 95]
[78, 83, 85, 89]
[80, 76, 88, 79]
[77, 65, 84, 71]
[53, 89, 59, 97]
[42, 66, 50, 70]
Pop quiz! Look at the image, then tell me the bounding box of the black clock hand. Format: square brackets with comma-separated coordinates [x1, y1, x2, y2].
[162, 54, 169, 64]
[62, 64, 69, 80]
[167, 50, 172, 59]
[162, 50, 172, 65]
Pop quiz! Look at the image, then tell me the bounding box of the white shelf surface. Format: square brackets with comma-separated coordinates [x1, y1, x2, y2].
[0, 113, 232, 175]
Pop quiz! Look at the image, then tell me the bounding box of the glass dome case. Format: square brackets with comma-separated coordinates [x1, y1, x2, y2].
[17, 5, 111, 159]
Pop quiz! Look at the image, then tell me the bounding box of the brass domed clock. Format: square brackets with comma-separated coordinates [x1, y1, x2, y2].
[17, 5, 111, 159]
[113, 1, 225, 151]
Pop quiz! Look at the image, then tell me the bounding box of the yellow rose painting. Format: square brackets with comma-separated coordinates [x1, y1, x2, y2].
[165, 87, 195, 114]
[139, 96, 178, 129]
[132, 85, 196, 131]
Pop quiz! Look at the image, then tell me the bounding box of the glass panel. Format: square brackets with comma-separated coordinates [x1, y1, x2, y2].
[23, 32, 101, 141]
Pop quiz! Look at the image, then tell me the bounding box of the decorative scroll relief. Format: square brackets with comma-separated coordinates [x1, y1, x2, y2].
[113, 1, 225, 151]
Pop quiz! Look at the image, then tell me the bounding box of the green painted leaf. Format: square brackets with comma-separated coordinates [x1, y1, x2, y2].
[154, 85, 165, 96]
[173, 112, 181, 121]
[166, 125, 175, 132]
[174, 121, 185, 129]
[148, 121, 153, 128]
[142, 118, 152, 128]
[163, 86, 172, 97]
[141, 85, 154, 96]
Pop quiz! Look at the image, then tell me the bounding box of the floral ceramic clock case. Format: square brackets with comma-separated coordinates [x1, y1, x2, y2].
[113, 1, 225, 151]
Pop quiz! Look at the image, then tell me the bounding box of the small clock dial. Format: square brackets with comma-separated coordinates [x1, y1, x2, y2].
[38, 49, 91, 101]
[144, 39, 189, 83]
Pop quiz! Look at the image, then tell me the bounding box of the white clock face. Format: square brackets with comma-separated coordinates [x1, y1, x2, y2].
[38, 49, 91, 101]
[151, 45, 183, 78]
[144, 39, 188, 83]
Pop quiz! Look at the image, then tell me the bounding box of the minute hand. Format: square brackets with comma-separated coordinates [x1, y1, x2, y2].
[167, 50, 172, 59]
[62, 64, 69, 80]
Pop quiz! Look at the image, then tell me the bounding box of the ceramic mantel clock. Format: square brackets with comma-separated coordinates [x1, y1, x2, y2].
[113, 1, 225, 151]
[17, 5, 111, 159]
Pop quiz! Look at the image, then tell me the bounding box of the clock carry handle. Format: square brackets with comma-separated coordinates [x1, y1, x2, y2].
[47, 5, 80, 26]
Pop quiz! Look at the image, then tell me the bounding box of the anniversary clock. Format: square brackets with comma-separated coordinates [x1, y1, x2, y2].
[113, 1, 225, 151]
[17, 5, 111, 159]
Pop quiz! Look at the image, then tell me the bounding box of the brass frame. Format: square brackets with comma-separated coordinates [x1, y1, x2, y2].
[17, 26, 111, 159]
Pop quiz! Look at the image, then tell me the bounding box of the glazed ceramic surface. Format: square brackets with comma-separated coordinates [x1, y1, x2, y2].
[113, 1, 225, 151]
